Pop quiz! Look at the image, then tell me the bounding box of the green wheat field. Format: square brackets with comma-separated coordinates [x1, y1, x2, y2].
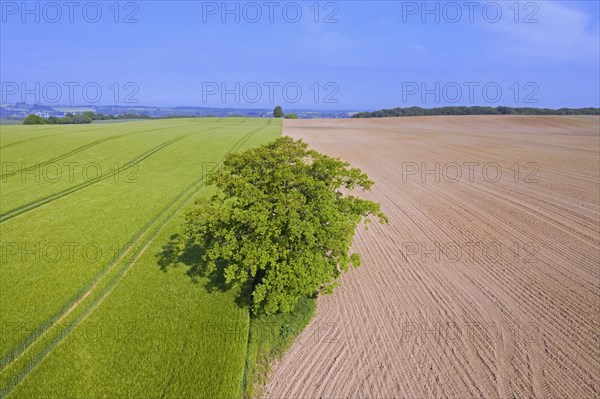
[0, 118, 308, 398]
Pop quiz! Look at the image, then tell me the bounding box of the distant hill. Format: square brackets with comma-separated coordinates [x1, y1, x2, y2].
[352, 106, 600, 118]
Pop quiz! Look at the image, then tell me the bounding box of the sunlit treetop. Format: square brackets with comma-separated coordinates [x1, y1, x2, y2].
[181, 136, 388, 315]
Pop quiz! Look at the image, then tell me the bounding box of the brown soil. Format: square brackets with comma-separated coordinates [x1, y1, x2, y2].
[262, 116, 600, 398]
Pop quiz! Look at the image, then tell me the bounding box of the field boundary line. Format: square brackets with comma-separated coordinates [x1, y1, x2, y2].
[239, 311, 253, 397]
[0, 119, 274, 397]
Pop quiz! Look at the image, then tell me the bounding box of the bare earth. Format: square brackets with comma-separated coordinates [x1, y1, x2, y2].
[263, 116, 600, 398]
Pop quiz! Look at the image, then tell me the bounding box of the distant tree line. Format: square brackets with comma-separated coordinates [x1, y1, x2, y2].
[23, 112, 152, 125]
[351, 106, 600, 118]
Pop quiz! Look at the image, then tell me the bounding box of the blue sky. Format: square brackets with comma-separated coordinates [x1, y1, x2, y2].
[1, 1, 599, 110]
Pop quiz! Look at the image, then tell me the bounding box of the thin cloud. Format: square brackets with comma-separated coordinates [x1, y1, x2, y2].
[482, 1, 599, 65]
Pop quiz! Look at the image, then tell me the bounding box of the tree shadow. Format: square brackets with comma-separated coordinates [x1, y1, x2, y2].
[156, 233, 251, 309]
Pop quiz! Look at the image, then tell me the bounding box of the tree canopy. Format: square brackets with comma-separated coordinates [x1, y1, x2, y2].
[180, 137, 387, 315]
[22, 114, 47, 125]
[352, 106, 600, 118]
[22, 112, 152, 125]
[273, 106, 284, 118]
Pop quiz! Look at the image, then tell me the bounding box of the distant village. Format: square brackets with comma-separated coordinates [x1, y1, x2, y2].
[0, 103, 355, 121]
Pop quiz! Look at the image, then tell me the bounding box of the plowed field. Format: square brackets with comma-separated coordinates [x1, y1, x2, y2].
[264, 116, 600, 398]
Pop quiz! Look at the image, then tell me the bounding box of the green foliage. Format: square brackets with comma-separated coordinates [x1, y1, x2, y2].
[82, 111, 96, 121]
[22, 112, 153, 125]
[242, 296, 316, 398]
[180, 137, 388, 315]
[284, 113, 298, 119]
[22, 114, 46, 125]
[273, 106, 284, 118]
[352, 106, 600, 118]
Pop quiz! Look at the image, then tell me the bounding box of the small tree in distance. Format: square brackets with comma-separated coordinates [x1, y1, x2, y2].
[273, 106, 284, 118]
[180, 137, 388, 315]
[23, 114, 46, 125]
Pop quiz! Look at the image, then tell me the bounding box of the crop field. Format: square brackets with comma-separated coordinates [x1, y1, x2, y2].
[264, 116, 600, 398]
[0, 118, 281, 398]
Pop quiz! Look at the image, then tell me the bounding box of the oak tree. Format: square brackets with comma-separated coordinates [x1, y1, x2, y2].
[180, 137, 387, 315]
